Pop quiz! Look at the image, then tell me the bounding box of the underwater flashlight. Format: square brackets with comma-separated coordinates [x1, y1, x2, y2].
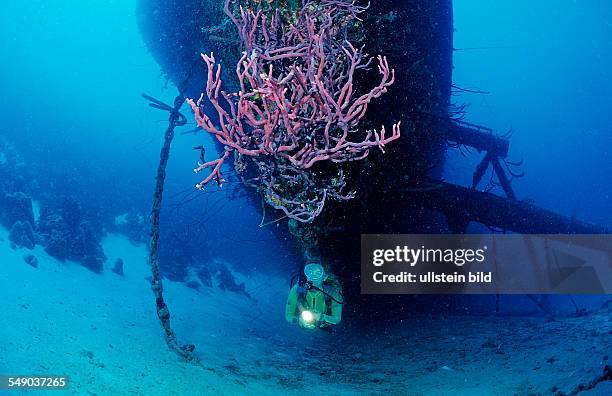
[301, 310, 315, 324]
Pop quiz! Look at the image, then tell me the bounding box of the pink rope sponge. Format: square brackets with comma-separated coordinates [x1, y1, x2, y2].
[187, 0, 401, 222]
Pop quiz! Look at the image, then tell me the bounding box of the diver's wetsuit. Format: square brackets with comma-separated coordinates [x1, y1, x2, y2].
[285, 280, 342, 328]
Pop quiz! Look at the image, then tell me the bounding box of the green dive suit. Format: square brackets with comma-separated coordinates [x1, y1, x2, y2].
[285, 279, 342, 329]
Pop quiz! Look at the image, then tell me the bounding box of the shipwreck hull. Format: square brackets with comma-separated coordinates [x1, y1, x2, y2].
[137, 0, 607, 318]
[136, 0, 454, 221]
[137, 0, 453, 290]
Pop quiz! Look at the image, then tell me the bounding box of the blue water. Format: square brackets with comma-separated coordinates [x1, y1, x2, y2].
[0, 1, 611, 394]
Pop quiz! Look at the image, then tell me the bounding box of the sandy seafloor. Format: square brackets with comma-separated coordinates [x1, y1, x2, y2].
[1, 226, 610, 396]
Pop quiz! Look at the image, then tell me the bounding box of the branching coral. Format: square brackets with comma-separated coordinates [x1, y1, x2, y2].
[187, 0, 401, 222]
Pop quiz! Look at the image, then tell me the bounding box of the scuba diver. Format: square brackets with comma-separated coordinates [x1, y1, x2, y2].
[285, 263, 343, 330]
